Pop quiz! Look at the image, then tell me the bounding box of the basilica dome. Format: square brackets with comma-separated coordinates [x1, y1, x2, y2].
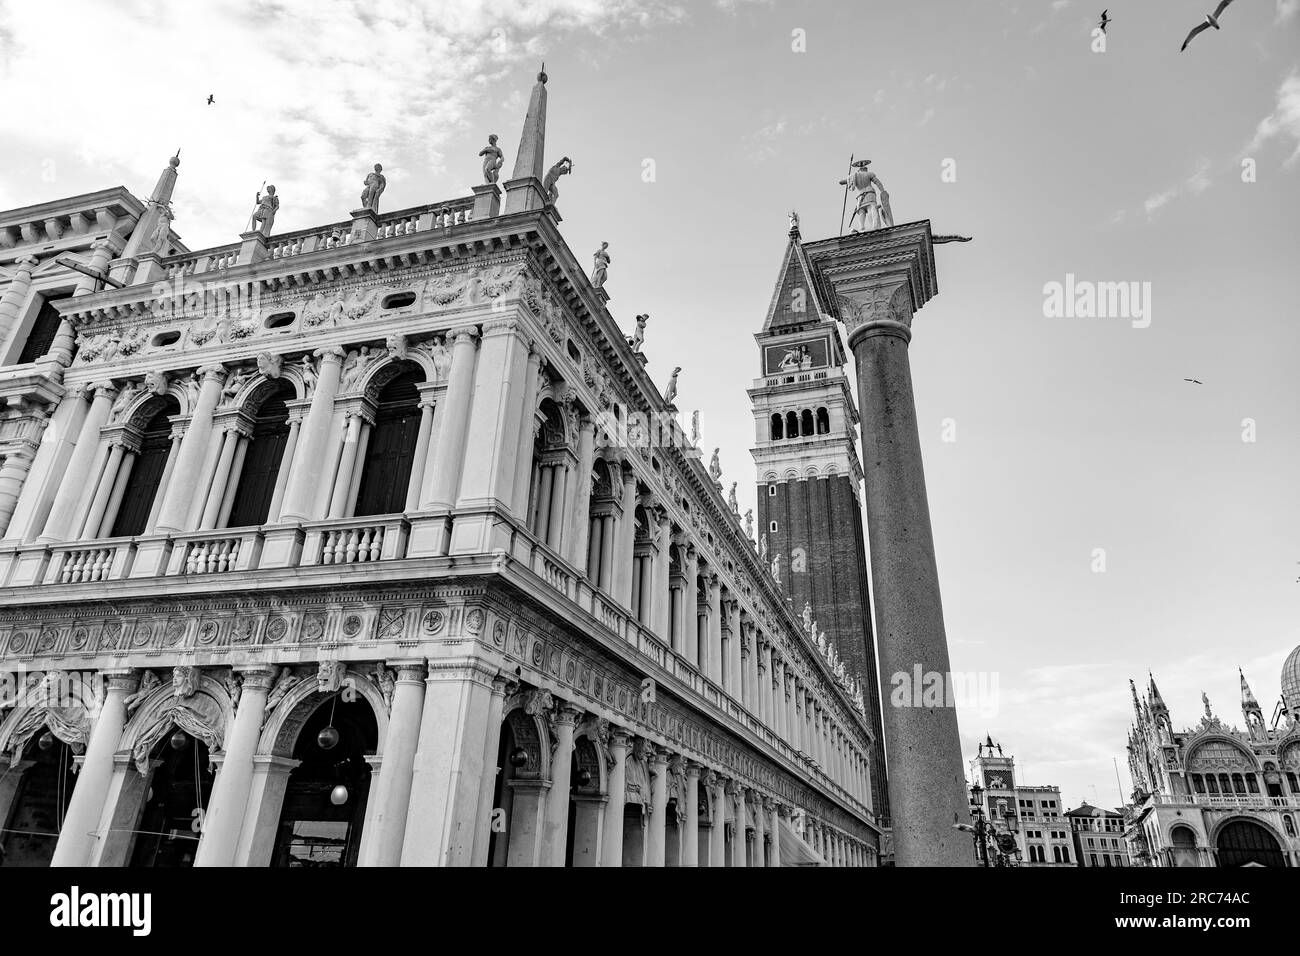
[1281, 644, 1300, 715]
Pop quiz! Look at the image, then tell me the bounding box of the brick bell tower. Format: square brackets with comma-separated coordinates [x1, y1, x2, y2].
[748, 214, 889, 824]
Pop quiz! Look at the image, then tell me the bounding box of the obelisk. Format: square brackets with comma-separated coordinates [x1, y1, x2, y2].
[804, 220, 973, 866]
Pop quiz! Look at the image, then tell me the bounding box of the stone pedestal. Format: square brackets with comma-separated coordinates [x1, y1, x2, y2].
[804, 221, 971, 867]
[349, 208, 380, 243]
[238, 230, 269, 266]
[502, 176, 548, 215]
[471, 183, 501, 220]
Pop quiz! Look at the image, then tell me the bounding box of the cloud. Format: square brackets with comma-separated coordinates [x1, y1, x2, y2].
[1141, 159, 1213, 217]
[1245, 70, 1300, 167]
[1277, 0, 1300, 23]
[917, 107, 935, 127]
[0, 0, 740, 248]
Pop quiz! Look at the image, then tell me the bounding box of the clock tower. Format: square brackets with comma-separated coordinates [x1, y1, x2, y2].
[748, 216, 890, 823]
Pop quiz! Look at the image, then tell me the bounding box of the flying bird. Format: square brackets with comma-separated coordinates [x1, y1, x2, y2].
[1181, 0, 1235, 52]
[1099, 9, 1112, 33]
[1183, 378, 1203, 385]
[206, 94, 215, 105]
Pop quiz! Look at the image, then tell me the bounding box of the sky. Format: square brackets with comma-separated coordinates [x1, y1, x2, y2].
[1, 0, 1298, 811]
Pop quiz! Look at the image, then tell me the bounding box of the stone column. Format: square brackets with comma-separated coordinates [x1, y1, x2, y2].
[278, 348, 344, 523]
[77, 441, 125, 540]
[768, 800, 781, 867]
[49, 670, 136, 867]
[650, 510, 672, 640]
[832, 232, 971, 866]
[725, 602, 742, 699]
[684, 547, 700, 666]
[327, 411, 365, 519]
[0, 440, 36, 537]
[566, 414, 596, 569]
[683, 762, 701, 867]
[511, 345, 543, 519]
[359, 662, 427, 867]
[707, 580, 728, 686]
[612, 464, 637, 608]
[709, 776, 727, 867]
[453, 321, 527, 514]
[731, 784, 747, 867]
[543, 703, 580, 867]
[470, 674, 513, 867]
[646, 747, 669, 866]
[199, 427, 241, 529]
[0, 255, 38, 356]
[153, 366, 226, 533]
[600, 729, 630, 867]
[37, 384, 115, 542]
[418, 329, 475, 510]
[265, 414, 302, 523]
[401, 660, 497, 866]
[72, 239, 118, 297]
[403, 394, 436, 512]
[194, 667, 275, 866]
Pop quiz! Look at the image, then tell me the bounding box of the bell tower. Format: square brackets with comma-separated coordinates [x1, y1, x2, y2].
[748, 215, 889, 823]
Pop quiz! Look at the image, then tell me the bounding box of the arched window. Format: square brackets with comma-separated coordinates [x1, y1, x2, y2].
[110, 397, 180, 538]
[770, 414, 783, 440]
[129, 730, 215, 867]
[271, 694, 377, 868]
[227, 379, 295, 528]
[816, 407, 830, 434]
[354, 368, 424, 517]
[785, 412, 798, 440]
[800, 409, 814, 437]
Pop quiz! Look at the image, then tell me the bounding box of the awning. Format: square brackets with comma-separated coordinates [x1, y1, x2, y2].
[778, 816, 826, 867]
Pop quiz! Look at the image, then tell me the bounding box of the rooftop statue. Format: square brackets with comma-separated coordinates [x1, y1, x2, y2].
[360, 163, 386, 212]
[708, 448, 721, 483]
[543, 156, 573, 205]
[728, 482, 738, 515]
[249, 184, 279, 237]
[479, 133, 504, 184]
[591, 242, 610, 288]
[744, 508, 754, 539]
[628, 313, 646, 353]
[838, 159, 893, 233]
[663, 366, 681, 405]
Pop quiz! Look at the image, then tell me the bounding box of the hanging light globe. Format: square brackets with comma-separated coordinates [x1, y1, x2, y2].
[38, 731, 55, 751]
[508, 746, 529, 769]
[317, 726, 340, 750]
[330, 784, 349, 806]
[169, 730, 189, 751]
[576, 769, 593, 787]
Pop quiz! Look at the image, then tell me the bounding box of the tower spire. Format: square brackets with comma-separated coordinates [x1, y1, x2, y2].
[510, 64, 548, 183]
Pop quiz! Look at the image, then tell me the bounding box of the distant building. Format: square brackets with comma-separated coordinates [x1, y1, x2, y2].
[1065, 803, 1131, 867]
[1125, 658, 1300, 867]
[968, 735, 1073, 866]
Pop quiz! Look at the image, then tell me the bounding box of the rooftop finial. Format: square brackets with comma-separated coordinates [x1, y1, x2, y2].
[538, 62, 548, 84]
[171, 148, 181, 167]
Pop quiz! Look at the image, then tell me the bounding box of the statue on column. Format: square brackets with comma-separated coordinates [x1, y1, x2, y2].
[542, 156, 574, 205]
[628, 313, 646, 352]
[591, 242, 611, 288]
[360, 164, 386, 212]
[838, 160, 893, 233]
[479, 134, 504, 184]
[248, 184, 279, 237]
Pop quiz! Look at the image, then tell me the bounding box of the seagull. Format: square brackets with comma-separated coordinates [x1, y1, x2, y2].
[1099, 9, 1112, 33]
[1181, 0, 1235, 52]
[206, 94, 215, 105]
[1183, 378, 1203, 385]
